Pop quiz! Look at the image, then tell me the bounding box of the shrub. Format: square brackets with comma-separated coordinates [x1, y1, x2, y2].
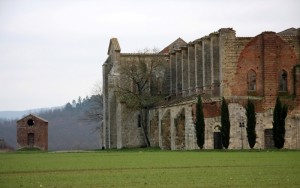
[272, 97, 288, 149]
[221, 97, 230, 149]
[195, 95, 205, 149]
[246, 99, 257, 149]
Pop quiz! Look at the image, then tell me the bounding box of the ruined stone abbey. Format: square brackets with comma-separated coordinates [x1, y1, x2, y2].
[102, 27, 300, 150]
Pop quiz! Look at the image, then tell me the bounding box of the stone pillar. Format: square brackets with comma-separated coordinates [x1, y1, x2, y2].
[181, 47, 188, 97]
[195, 42, 203, 93]
[210, 33, 220, 97]
[262, 32, 279, 109]
[176, 50, 182, 96]
[297, 28, 300, 59]
[158, 109, 162, 149]
[170, 111, 176, 150]
[188, 43, 195, 95]
[170, 53, 176, 96]
[107, 81, 116, 149]
[218, 28, 236, 97]
[163, 56, 171, 96]
[185, 105, 195, 150]
[160, 109, 171, 150]
[203, 37, 211, 95]
[116, 101, 122, 149]
[102, 64, 108, 149]
[294, 64, 300, 111]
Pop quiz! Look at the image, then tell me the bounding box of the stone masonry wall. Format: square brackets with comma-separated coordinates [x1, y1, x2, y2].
[149, 110, 159, 147]
[195, 42, 203, 93]
[104, 29, 300, 150]
[161, 109, 171, 150]
[121, 106, 145, 148]
[170, 53, 176, 95]
[188, 44, 195, 95]
[174, 109, 185, 150]
[182, 47, 188, 96]
[176, 50, 182, 95]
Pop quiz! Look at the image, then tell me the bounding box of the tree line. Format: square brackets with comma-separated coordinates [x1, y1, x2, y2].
[0, 94, 103, 151]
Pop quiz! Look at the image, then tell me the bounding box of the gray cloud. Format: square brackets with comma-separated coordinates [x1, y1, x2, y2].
[0, 0, 299, 110]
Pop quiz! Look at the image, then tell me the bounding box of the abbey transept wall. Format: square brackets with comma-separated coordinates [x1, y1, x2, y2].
[103, 27, 300, 150]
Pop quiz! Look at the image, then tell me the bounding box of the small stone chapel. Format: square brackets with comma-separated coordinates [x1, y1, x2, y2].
[16, 114, 48, 151]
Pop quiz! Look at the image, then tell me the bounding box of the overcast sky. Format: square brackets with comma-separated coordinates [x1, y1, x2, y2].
[0, 0, 299, 111]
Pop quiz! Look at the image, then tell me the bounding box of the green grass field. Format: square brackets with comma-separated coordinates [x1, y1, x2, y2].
[0, 149, 300, 187]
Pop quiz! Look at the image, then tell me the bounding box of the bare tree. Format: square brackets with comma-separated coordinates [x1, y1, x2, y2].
[116, 49, 168, 147]
[82, 81, 103, 132]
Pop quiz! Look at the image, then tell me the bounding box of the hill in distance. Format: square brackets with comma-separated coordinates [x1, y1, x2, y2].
[0, 95, 103, 151]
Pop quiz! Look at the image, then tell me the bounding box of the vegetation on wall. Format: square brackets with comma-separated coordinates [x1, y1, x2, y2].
[116, 49, 167, 147]
[195, 95, 205, 149]
[273, 97, 288, 149]
[245, 99, 257, 149]
[220, 97, 230, 149]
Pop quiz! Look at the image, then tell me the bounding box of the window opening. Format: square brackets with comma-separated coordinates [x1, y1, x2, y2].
[27, 119, 35, 126]
[247, 70, 256, 91]
[279, 70, 288, 92]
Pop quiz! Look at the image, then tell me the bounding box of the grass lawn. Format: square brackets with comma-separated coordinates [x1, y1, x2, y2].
[0, 149, 300, 187]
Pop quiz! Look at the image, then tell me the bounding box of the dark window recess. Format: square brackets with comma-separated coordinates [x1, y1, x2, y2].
[279, 70, 288, 92]
[214, 132, 223, 149]
[247, 69, 256, 91]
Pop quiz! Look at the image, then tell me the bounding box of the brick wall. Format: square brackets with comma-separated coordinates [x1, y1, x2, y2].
[232, 32, 299, 110]
[17, 114, 48, 151]
[294, 64, 300, 112]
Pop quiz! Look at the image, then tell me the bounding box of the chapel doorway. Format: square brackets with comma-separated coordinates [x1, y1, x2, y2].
[264, 129, 274, 149]
[214, 132, 222, 149]
[28, 133, 34, 148]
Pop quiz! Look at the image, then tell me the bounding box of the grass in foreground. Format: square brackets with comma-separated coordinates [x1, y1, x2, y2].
[0, 149, 300, 187]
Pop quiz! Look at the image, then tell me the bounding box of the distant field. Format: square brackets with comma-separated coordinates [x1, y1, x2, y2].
[1, 149, 300, 187]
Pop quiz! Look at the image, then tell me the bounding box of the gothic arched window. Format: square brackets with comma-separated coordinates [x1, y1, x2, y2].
[279, 70, 288, 92]
[247, 69, 256, 91]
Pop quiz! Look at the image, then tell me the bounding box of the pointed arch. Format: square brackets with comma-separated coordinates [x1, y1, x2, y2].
[279, 69, 288, 92]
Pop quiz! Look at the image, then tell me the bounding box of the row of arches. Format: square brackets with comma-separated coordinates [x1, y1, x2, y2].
[149, 107, 224, 150]
[149, 109, 187, 150]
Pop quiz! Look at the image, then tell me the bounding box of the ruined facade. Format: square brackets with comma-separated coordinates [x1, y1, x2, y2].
[102, 27, 300, 150]
[16, 114, 48, 151]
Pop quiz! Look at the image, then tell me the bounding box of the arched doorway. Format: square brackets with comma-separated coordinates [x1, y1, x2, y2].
[28, 133, 34, 148]
[264, 129, 274, 149]
[213, 125, 222, 149]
